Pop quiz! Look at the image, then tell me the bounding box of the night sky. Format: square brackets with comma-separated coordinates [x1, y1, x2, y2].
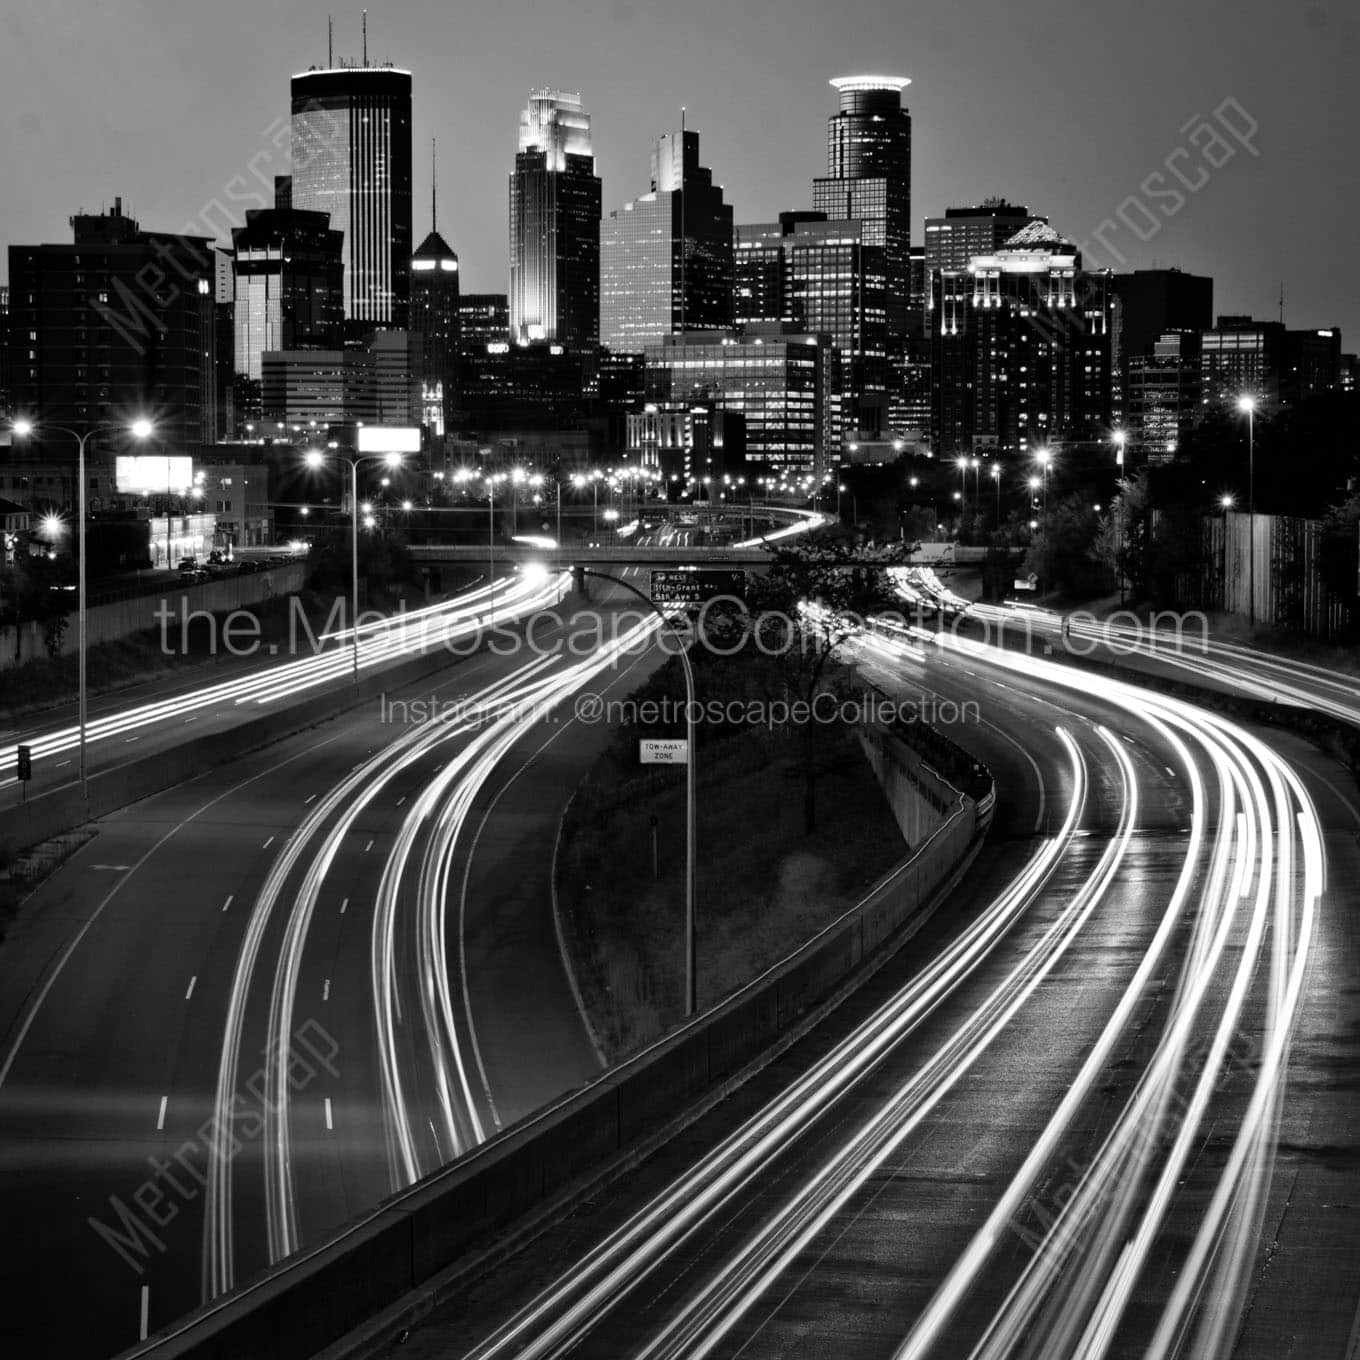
[2, 0, 1356, 342]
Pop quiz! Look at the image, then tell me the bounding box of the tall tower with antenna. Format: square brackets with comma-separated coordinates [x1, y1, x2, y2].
[411, 137, 460, 435]
[290, 19, 412, 332]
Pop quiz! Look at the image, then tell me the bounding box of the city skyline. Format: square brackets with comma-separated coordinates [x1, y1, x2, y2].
[1, 0, 1356, 342]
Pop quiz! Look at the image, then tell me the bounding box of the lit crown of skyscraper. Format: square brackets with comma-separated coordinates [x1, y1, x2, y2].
[518, 90, 593, 171]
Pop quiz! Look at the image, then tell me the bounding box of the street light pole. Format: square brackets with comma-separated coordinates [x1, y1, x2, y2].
[12, 417, 152, 801]
[350, 459, 360, 681]
[1238, 396, 1257, 626]
[577, 568, 699, 1017]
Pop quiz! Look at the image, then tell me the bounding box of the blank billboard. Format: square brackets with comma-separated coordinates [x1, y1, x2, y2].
[356, 426, 421, 454]
[116, 455, 195, 495]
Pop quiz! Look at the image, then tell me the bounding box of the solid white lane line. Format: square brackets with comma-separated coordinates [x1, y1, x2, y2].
[156, 1096, 168, 1131]
[56, 759, 71, 768]
[324, 1097, 333, 1131]
[339, 897, 349, 915]
[222, 894, 233, 912]
[262, 835, 275, 850]
[304, 793, 317, 805]
[139, 1285, 149, 1340]
[185, 976, 197, 1001]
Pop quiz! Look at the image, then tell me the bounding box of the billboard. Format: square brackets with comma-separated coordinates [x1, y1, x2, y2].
[116, 455, 194, 495]
[356, 426, 421, 455]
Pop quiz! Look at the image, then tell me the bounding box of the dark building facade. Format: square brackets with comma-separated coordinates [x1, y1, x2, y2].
[410, 228, 460, 436]
[231, 192, 344, 381]
[600, 129, 734, 351]
[1127, 330, 1202, 460]
[457, 294, 509, 352]
[509, 90, 601, 346]
[8, 199, 217, 450]
[1111, 268, 1213, 421]
[1200, 315, 1285, 408]
[290, 63, 413, 332]
[930, 221, 1114, 458]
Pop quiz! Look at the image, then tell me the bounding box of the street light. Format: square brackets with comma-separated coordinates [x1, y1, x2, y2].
[1237, 395, 1257, 625]
[1112, 431, 1128, 606]
[11, 416, 154, 801]
[990, 462, 1001, 523]
[1034, 447, 1053, 526]
[303, 445, 402, 680]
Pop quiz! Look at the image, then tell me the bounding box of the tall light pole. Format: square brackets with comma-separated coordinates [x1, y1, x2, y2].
[304, 446, 402, 681]
[1237, 395, 1257, 625]
[1035, 447, 1053, 527]
[485, 472, 501, 624]
[955, 455, 969, 519]
[1112, 430, 1127, 606]
[990, 462, 1002, 525]
[12, 416, 153, 801]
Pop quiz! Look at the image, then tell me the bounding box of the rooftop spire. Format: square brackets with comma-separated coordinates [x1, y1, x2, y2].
[431, 137, 437, 232]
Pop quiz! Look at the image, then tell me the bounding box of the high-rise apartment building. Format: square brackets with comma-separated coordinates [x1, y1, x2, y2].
[600, 129, 733, 352]
[924, 201, 1043, 335]
[291, 61, 413, 332]
[509, 90, 601, 346]
[930, 221, 1114, 457]
[8, 199, 218, 450]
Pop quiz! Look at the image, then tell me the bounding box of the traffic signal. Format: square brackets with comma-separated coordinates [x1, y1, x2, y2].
[16, 744, 32, 781]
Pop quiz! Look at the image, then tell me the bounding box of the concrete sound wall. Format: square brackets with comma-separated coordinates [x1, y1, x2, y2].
[0, 564, 307, 668]
[115, 739, 991, 1360]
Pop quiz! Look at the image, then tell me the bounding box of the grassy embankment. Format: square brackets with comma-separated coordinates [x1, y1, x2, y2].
[556, 657, 908, 1062]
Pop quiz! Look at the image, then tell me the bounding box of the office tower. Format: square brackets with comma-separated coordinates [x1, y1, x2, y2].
[1128, 332, 1202, 460]
[1110, 267, 1213, 420]
[0, 284, 10, 416]
[600, 128, 733, 351]
[231, 184, 344, 381]
[261, 330, 421, 428]
[644, 324, 838, 477]
[509, 90, 601, 346]
[813, 76, 912, 339]
[1283, 326, 1343, 403]
[457, 294, 510, 352]
[291, 58, 413, 332]
[736, 212, 887, 434]
[1200, 315, 1286, 407]
[930, 221, 1114, 457]
[456, 341, 592, 433]
[8, 198, 217, 450]
[625, 404, 746, 487]
[924, 201, 1043, 333]
[410, 147, 461, 436]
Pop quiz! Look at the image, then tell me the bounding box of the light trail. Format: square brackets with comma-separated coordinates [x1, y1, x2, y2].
[444, 736, 1093, 1360]
[0, 574, 564, 788]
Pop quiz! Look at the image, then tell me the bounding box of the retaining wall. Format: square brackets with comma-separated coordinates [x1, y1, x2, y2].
[0, 565, 308, 669]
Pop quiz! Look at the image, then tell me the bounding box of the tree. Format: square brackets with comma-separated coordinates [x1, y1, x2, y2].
[1022, 494, 1104, 598]
[306, 523, 413, 602]
[1092, 473, 1152, 601]
[704, 532, 909, 834]
[1317, 491, 1360, 632]
[0, 551, 69, 664]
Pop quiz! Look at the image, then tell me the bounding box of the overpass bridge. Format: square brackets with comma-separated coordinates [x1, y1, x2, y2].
[407, 542, 780, 568]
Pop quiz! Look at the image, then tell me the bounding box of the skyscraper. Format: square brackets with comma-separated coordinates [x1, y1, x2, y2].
[509, 90, 602, 346]
[813, 76, 912, 339]
[231, 184, 344, 380]
[411, 142, 461, 436]
[930, 221, 1114, 457]
[600, 128, 733, 352]
[924, 201, 1044, 334]
[291, 60, 413, 333]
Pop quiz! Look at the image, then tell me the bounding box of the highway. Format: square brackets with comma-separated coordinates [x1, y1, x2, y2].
[0, 580, 671, 1359]
[380, 618, 1358, 1360]
[0, 573, 563, 803]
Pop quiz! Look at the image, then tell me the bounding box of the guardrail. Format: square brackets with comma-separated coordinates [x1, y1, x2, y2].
[115, 722, 993, 1360]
